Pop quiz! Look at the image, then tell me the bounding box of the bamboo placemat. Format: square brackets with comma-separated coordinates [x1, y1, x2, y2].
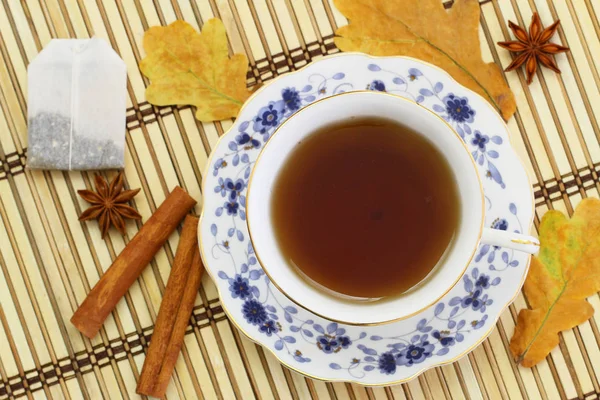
[0, 0, 599, 399]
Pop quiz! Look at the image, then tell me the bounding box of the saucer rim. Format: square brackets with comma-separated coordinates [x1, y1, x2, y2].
[198, 52, 534, 386]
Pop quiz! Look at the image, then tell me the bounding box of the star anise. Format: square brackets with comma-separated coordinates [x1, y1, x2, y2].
[498, 13, 569, 84]
[78, 172, 141, 238]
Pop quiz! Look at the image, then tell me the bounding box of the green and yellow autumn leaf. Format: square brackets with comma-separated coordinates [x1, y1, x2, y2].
[140, 19, 254, 122]
[510, 198, 600, 367]
[333, 0, 516, 120]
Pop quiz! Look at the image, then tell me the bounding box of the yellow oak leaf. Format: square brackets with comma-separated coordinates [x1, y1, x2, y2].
[333, 0, 516, 120]
[140, 19, 254, 122]
[510, 198, 600, 367]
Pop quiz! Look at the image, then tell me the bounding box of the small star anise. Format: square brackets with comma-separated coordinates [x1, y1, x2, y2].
[498, 13, 569, 84]
[78, 172, 141, 238]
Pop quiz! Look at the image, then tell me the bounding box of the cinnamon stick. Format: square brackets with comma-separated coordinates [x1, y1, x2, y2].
[71, 186, 196, 338]
[141, 248, 204, 398]
[136, 215, 199, 395]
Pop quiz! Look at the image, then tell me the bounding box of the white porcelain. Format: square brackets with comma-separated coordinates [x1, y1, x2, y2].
[247, 91, 537, 325]
[199, 54, 536, 385]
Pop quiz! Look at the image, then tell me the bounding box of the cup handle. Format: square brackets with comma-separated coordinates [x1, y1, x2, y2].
[481, 228, 540, 254]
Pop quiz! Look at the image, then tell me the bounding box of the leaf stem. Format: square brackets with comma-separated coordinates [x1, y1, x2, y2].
[516, 231, 597, 363]
[163, 47, 244, 106]
[356, 37, 419, 45]
[188, 68, 244, 105]
[515, 283, 566, 364]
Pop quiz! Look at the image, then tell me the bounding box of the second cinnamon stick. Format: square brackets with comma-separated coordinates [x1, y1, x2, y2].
[136, 214, 199, 394]
[142, 248, 204, 398]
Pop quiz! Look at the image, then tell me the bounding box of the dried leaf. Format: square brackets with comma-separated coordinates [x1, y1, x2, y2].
[510, 198, 600, 367]
[333, 0, 516, 120]
[140, 19, 255, 122]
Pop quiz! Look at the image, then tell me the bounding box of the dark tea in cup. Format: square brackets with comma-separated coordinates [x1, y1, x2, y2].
[271, 117, 460, 299]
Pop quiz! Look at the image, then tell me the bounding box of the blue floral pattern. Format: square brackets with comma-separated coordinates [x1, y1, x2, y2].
[229, 275, 251, 299]
[444, 94, 475, 123]
[366, 63, 506, 189]
[282, 87, 302, 111]
[201, 55, 534, 385]
[367, 79, 386, 91]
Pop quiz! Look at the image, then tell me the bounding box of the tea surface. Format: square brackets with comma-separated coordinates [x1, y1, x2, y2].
[271, 117, 460, 299]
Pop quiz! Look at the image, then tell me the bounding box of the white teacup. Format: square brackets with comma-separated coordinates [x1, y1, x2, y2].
[246, 91, 538, 325]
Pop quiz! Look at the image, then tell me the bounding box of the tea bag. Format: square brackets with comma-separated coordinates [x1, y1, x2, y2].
[27, 38, 127, 170]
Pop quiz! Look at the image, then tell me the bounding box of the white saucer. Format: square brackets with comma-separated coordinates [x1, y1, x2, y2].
[199, 54, 533, 385]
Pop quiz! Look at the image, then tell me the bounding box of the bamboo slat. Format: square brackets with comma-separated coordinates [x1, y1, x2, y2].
[0, 0, 599, 398]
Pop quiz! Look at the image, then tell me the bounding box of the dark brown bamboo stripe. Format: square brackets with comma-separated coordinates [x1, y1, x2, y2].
[0, 176, 593, 400]
[0, 302, 225, 399]
[0, 35, 597, 207]
[0, 35, 338, 173]
[3, 147, 599, 208]
[0, 1, 595, 398]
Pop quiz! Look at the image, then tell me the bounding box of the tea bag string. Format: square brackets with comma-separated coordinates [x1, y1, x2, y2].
[69, 43, 85, 170]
